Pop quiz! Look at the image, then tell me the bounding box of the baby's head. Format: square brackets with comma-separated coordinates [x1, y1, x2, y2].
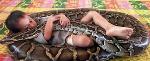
[5, 10, 37, 33]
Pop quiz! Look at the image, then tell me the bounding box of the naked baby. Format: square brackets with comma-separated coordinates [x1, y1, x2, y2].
[5, 10, 133, 47]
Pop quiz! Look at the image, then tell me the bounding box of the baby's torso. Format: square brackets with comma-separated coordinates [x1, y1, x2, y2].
[34, 30, 71, 45]
[48, 31, 71, 45]
[34, 16, 72, 45]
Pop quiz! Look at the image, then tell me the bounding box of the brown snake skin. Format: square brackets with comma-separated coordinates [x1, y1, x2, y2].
[0, 8, 149, 61]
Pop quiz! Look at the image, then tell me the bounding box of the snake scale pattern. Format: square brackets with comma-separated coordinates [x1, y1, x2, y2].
[0, 8, 149, 61]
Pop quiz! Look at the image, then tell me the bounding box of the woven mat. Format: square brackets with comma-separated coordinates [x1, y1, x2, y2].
[0, 0, 150, 61]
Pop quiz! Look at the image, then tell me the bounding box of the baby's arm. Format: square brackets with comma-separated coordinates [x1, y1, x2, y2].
[44, 13, 70, 41]
[44, 16, 58, 41]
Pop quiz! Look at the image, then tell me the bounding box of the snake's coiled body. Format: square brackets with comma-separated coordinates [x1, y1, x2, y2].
[1, 8, 149, 61]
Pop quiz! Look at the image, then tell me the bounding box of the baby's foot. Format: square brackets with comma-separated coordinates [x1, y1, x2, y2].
[106, 26, 133, 39]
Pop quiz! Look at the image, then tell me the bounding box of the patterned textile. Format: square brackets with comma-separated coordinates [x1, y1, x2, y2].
[0, 0, 150, 61]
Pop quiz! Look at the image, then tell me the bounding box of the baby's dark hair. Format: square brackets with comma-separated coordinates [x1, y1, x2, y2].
[5, 10, 25, 33]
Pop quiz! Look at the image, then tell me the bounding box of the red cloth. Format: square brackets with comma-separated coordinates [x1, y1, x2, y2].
[0, 54, 13, 61]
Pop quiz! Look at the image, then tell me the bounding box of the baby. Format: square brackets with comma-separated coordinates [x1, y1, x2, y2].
[5, 10, 133, 47]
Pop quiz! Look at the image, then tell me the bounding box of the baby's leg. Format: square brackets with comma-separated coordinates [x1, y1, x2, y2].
[81, 11, 133, 39]
[66, 34, 93, 47]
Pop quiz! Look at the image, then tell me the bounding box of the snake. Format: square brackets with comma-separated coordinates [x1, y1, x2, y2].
[0, 8, 149, 61]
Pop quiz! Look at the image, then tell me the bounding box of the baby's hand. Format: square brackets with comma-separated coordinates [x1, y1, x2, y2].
[59, 14, 70, 28]
[47, 15, 59, 22]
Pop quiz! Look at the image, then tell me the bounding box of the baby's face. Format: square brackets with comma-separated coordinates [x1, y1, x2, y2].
[17, 14, 37, 31]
